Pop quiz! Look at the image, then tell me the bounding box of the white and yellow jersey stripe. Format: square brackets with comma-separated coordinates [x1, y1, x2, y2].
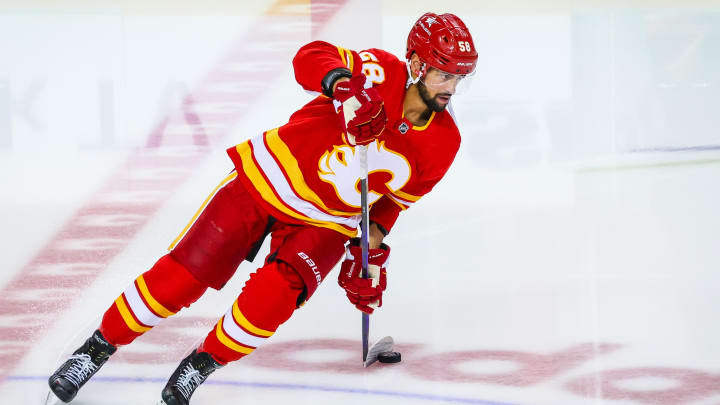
[232, 129, 361, 237]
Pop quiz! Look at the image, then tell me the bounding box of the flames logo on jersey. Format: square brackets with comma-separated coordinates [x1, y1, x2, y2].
[318, 141, 411, 208]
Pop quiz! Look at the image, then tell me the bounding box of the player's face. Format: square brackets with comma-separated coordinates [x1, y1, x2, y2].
[418, 68, 468, 112]
[418, 68, 464, 112]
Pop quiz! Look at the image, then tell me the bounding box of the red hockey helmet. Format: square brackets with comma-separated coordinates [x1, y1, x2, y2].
[406, 13, 478, 75]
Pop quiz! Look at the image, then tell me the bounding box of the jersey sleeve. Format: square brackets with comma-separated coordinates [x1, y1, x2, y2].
[369, 196, 403, 235]
[292, 41, 363, 93]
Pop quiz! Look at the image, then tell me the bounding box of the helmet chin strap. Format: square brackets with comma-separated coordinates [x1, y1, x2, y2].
[405, 60, 425, 88]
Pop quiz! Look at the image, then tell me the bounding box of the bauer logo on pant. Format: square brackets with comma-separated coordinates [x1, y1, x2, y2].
[298, 252, 323, 286]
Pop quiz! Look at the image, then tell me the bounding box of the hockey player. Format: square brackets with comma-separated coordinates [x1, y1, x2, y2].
[48, 12, 477, 404]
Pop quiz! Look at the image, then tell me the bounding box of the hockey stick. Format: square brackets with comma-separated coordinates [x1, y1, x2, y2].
[342, 96, 393, 367]
[358, 144, 371, 362]
[358, 147, 394, 367]
[343, 96, 373, 363]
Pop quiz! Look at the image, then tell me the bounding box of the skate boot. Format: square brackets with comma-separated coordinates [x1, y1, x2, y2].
[160, 349, 223, 405]
[48, 330, 117, 402]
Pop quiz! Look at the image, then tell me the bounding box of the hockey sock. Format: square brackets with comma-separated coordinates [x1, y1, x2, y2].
[99, 254, 208, 346]
[198, 261, 305, 364]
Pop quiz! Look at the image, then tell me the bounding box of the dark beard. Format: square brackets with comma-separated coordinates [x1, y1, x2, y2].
[417, 81, 448, 113]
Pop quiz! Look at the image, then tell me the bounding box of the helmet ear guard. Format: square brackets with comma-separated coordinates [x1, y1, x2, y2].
[405, 56, 427, 87]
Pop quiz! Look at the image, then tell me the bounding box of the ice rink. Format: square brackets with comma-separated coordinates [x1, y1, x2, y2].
[1, 0, 720, 404]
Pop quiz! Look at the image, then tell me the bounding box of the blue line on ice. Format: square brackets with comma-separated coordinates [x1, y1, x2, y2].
[9, 375, 521, 405]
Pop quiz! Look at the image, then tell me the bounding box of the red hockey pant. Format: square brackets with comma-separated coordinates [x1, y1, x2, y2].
[99, 171, 349, 363]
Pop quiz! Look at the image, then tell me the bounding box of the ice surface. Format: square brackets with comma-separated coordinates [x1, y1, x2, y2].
[1, 1, 720, 404]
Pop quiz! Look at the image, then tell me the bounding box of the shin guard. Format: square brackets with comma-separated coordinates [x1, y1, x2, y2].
[99, 254, 207, 346]
[198, 261, 304, 364]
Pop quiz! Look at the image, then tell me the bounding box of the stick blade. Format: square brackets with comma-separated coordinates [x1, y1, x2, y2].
[363, 335, 394, 367]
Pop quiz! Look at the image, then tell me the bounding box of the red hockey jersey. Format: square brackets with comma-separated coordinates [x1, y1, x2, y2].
[227, 41, 461, 237]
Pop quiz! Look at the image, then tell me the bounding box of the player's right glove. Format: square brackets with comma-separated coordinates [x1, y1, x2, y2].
[332, 75, 387, 146]
[337, 238, 390, 314]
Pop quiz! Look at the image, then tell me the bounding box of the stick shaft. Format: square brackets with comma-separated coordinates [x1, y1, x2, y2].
[344, 97, 370, 363]
[359, 145, 370, 362]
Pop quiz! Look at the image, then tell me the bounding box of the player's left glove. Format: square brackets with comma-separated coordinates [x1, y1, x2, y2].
[337, 238, 390, 314]
[332, 75, 387, 146]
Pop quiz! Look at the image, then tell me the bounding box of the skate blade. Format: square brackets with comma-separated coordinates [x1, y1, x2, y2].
[363, 335, 394, 367]
[44, 390, 62, 405]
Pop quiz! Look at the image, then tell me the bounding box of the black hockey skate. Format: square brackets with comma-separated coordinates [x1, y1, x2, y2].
[160, 349, 223, 405]
[48, 330, 117, 403]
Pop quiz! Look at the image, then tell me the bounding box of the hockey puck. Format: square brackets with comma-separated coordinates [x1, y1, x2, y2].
[377, 351, 401, 364]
